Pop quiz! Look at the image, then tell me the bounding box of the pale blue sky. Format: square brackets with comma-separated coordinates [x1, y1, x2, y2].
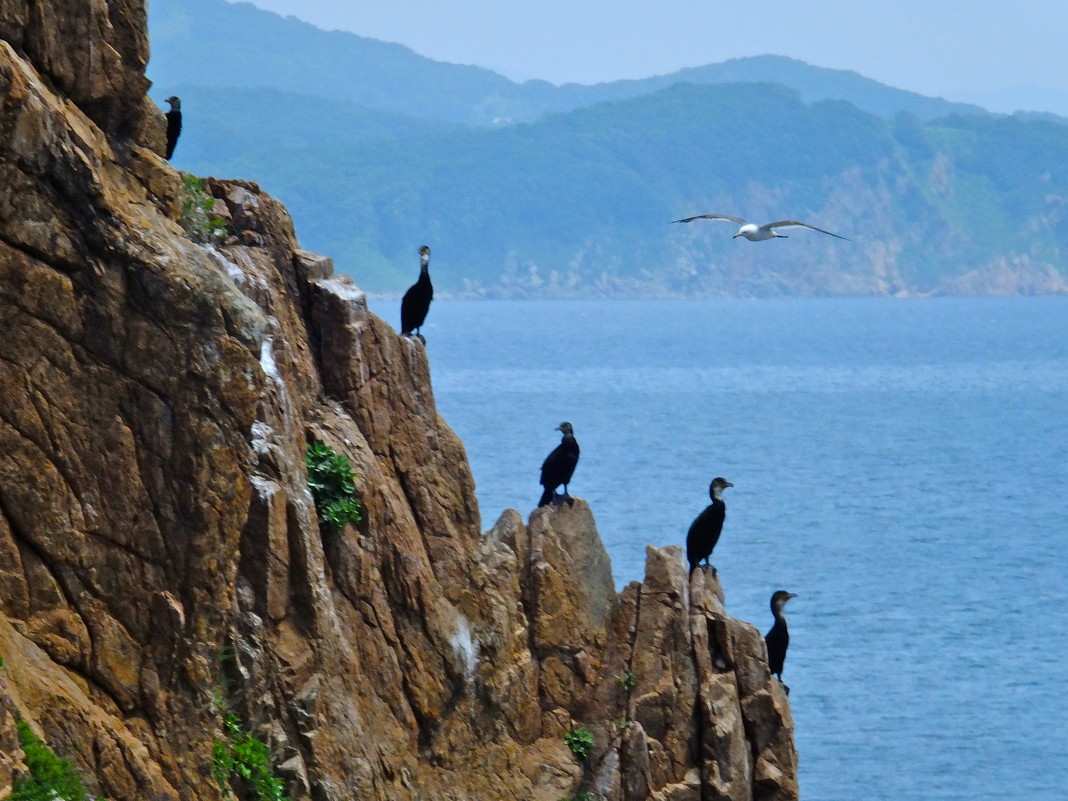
[236, 0, 1068, 114]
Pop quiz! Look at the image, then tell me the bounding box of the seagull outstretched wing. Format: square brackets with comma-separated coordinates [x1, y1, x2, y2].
[672, 214, 748, 224]
[764, 220, 850, 240]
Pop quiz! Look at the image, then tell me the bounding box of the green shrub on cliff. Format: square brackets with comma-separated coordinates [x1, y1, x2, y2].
[10, 719, 94, 801]
[564, 726, 594, 761]
[212, 712, 288, 801]
[306, 439, 364, 528]
[614, 669, 638, 692]
[179, 174, 228, 244]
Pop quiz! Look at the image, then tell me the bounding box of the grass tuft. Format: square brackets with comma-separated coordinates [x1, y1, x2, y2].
[10, 720, 94, 801]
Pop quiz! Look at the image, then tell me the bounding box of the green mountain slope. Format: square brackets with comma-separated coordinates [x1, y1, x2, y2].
[167, 80, 1068, 295]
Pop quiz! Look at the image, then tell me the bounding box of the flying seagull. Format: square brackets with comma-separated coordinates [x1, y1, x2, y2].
[673, 214, 849, 241]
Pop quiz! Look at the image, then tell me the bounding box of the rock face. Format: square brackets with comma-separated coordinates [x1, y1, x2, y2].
[0, 662, 22, 797]
[0, 4, 797, 801]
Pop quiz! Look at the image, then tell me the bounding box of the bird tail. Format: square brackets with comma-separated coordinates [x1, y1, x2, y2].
[538, 487, 553, 507]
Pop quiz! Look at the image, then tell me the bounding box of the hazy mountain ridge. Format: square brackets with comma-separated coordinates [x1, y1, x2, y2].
[149, 0, 993, 126]
[148, 0, 1068, 295]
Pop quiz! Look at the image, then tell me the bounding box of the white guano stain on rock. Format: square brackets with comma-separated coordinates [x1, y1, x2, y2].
[450, 614, 478, 680]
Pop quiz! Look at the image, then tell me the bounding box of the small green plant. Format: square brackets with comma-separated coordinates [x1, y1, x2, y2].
[614, 669, 638, 693]
[563, 726, 594, 761]
[180, 174, 228, 243]
[306, 439, 363, 528]
[11, 719, 93, 801]
[212, 712, 289, 801]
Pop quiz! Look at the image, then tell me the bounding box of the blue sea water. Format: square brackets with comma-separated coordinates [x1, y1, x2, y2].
[369, 296, 1068, 800]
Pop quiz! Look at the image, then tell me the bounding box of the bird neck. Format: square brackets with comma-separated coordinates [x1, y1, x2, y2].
[772, 607, 788, 623]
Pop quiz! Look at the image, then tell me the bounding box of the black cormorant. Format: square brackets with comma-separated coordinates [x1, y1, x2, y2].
[164, 96, 182, 160]
[685, 477, 733, 575]
[400, 245, 433, 340]
[764, 590, 797, 692]
[538, 422, 579, 507]
[672, 214, 849, 241]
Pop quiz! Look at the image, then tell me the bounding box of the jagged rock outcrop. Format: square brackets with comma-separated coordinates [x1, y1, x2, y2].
[0, 3, 797, 800]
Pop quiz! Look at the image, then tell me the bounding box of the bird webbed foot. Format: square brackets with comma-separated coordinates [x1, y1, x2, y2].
[549, 492, 575, 507]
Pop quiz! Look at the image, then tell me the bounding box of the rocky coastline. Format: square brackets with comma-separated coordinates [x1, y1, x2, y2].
[0, 3, 797, 799]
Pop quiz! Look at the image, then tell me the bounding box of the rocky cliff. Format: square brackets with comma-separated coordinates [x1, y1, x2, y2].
[0, 3, 797, 800]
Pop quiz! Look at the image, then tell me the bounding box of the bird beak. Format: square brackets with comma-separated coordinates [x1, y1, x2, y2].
[726, 481, 734, 487]
[788, 593, 798, 600]
[732, 233, 741, 238]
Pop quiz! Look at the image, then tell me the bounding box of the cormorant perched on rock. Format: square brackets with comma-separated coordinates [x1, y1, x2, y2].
[164, 96, 182, 160]
[764, 590, 797, 692]
[538, 422, 579, 507]
[685, 477, 733, 575]
[400, 245, 433, 340]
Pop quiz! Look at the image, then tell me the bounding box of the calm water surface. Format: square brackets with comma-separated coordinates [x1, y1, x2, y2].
[368, 296, 1068, 801]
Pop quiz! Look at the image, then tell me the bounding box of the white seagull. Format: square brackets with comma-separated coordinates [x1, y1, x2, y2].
[673, 213, 849, 241]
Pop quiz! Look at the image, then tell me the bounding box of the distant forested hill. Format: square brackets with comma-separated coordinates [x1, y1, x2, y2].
[150, 0, 987, 125]
[147, 0, 1068, 295]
